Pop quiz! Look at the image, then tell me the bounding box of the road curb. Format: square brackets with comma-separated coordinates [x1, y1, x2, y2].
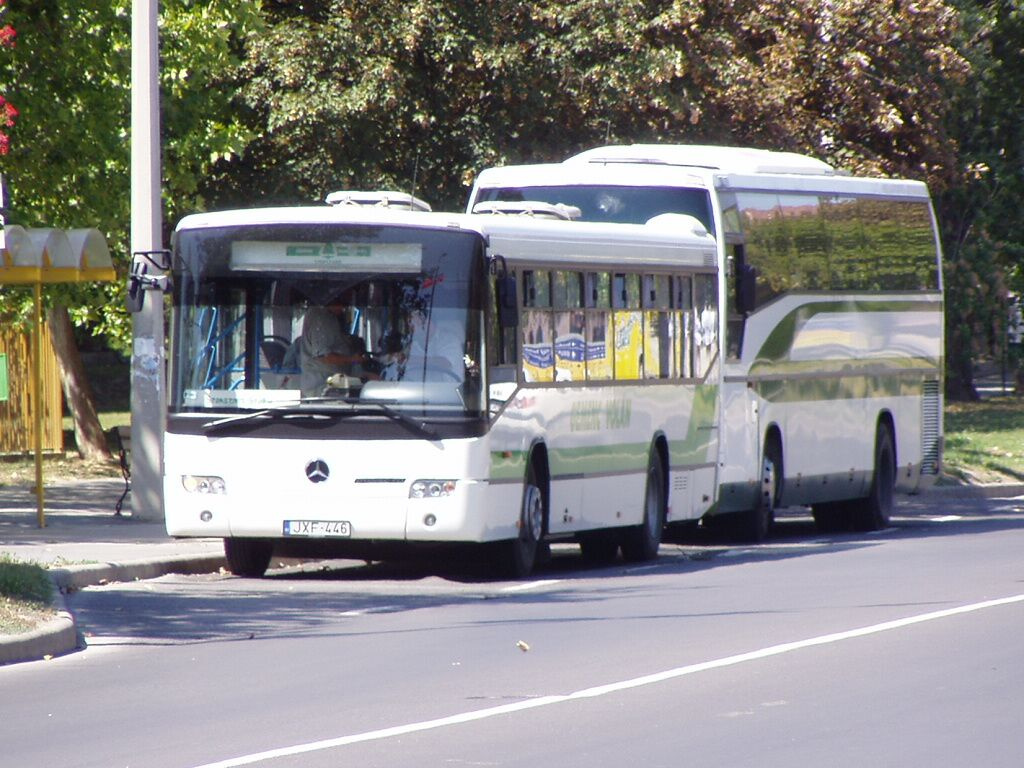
[925, 483, 1024, 499]
[49, 554, 228, 592]
[0, 554, 227, 667]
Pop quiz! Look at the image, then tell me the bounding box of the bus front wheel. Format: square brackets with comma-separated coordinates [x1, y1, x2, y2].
[498, 466, 545, 579]
[224, 537, 273, 578]
[851, 426, 895, 531]
[730, 438, 780, 542]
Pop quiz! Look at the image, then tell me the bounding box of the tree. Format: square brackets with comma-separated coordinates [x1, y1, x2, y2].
[939, 0, 1024, 397]
[1, 0, 263, 456]
[0, 0, 14, 157]
[206, 1, 968, 213]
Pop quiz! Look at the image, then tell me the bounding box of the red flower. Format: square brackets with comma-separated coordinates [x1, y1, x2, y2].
[0, 26, 14, 47]
[0, 96, 15, 126]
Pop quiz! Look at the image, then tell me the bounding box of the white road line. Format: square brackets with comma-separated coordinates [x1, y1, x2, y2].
[932, 515, 964, 522]
[501, 579, 562, 593]
[191, 592, 1024, 768]
[338, 605, 402, 616]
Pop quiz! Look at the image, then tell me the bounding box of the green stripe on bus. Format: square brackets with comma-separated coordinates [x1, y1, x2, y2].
[752, 371, 938, 403]
[754, 299, 942, 364]
[488, 384, 719, 481]
[749, 356, 942, 378]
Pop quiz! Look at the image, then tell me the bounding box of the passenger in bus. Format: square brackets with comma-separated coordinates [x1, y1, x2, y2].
[298, 297, 375, 395]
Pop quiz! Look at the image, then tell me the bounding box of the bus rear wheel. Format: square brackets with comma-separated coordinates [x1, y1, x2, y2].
[621, 451, 665, 562]
[224, 537, 273, 578]
[851, 426, 895, 531]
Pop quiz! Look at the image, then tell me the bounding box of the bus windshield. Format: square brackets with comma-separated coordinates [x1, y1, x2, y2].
[474, 184, 715, 233]
[169, 223, 487, 420]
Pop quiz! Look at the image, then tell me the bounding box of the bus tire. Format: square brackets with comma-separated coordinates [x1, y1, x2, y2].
[731, 437, 780, 543]
[224, 537, 273, 578]
[852, 426, 895, 531]
[621, 450, 665, 562]
[498, 464, 545, 578]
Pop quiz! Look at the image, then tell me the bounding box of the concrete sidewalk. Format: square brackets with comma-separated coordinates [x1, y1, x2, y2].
[2, 478, 1023, 666]
[0, 479, 225, 665]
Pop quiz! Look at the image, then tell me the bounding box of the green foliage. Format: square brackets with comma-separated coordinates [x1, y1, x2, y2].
[0, 0, 263, 353]
[936, 1, 1024, 397]
[0, 0, 1001, 392]
[0, 553, 53, 605]
[206, 1, 968, 211]
[944, 396, 1024, 483]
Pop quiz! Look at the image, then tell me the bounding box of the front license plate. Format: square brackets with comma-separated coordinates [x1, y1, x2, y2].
[283, 520, 352, 537]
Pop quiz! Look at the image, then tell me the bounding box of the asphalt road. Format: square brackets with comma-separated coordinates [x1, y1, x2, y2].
[2, 493, 1022, 768]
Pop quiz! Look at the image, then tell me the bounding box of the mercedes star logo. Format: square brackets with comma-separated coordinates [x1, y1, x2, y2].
[305, 459, 330, 483]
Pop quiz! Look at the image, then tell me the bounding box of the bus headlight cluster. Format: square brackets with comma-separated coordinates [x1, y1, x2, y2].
[410, 480, 456, 499]
[181, 475, 226, 494]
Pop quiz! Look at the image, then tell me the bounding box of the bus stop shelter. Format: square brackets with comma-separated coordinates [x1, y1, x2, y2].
[0, 225, 116, 526]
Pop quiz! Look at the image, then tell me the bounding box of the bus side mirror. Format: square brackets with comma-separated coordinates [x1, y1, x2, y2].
[736, 263, 757, 315]
[126, 249, 171, 313]
[497, 275, 518, 329]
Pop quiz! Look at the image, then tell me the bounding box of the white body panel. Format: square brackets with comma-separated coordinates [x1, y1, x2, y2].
[469, 144, 945, 518]
[164, 203, 721, 548]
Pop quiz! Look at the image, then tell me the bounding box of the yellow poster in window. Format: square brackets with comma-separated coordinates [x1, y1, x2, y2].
[613, 311, 643, 380]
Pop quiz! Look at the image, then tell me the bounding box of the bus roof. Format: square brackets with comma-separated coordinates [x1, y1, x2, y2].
[174, 205, 465, 233]
[174, 204, 718, 271]
[472, 144, 932, 201]
[477, 213, 717, 270]
[568, 143, 835, 176]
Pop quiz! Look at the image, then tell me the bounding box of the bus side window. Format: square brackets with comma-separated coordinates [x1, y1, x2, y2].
[643, 274, 671, 379]
[584, 272, 612, 381]
[672, 275, 694, 379]
[553, 271, 585, 382]
[487, 273, 517, 369]
[695, 274, 718, 377]
[613, 273, 643, 380]
[522, 270, 553, 382]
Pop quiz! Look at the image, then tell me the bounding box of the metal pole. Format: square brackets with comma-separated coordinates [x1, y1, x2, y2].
[130, 0, 165, 521]
[32, 282, 45, 528]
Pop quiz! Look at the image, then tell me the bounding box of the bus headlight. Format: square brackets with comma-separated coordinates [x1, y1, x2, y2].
[410, 480, 456, 498]
[182, 475, 226, 494]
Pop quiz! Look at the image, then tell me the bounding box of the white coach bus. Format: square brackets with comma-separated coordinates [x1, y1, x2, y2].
[468, 145, 944, 539]
[149, 195, 723, 577]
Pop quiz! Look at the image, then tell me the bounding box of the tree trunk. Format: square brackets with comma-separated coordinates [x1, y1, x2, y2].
[46, 304, 112, 462]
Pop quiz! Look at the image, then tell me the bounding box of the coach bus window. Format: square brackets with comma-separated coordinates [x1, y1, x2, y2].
[726, 243, 751, 360]
[857, 199, 938, 290]
[478, 184, 716, 234]
[743, 193, 941, 298]
[613, 273, 643, 379]
[820, 196, 862, 288]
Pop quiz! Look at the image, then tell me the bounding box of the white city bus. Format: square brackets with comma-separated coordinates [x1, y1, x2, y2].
[155, 197, 722, 577]
[468, 145, 944, 538]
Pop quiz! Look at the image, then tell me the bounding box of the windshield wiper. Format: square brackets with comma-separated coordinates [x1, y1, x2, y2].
[201, 408, 330, 434]
[299, 397, 438, 439]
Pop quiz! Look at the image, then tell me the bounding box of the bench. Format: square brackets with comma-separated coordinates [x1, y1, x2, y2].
[111, 425, 131, 516]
